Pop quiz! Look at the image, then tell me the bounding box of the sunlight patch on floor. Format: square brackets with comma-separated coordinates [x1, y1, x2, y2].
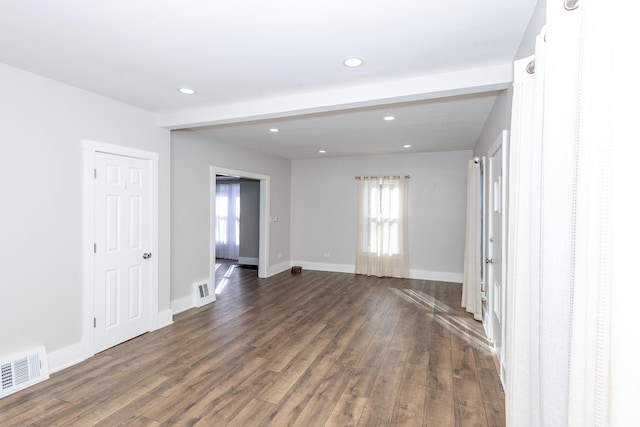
[215, 264, 237, 294]
[390, 287, 492, 350]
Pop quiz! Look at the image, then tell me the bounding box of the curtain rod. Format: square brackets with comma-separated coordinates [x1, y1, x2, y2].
[355, 175, 410, 180]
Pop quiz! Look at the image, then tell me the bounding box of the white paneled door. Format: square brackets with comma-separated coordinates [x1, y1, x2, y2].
[94, 152, 151, 353]
[487, 132, 508, 384]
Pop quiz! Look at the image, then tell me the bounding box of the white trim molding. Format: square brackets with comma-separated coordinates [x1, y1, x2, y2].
[268, 261, 292, 277]
[290, 260, 463, 283]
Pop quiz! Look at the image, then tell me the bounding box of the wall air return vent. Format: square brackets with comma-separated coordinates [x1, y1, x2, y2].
[193, 279, 216, 307]
[0, 346, 49, 399]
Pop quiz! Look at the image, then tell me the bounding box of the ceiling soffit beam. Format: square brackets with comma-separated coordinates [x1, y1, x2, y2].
[158, 63, 512, 130]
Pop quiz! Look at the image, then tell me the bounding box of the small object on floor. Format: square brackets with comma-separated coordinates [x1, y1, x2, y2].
[291, 266, 302, 274]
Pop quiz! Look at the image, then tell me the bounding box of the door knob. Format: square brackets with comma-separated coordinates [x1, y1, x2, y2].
[143, 252, 152, 259]
[485, 258, 493, 264]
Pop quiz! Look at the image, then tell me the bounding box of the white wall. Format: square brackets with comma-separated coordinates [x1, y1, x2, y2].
[239, 179, 260, 262]
[170, 130, 291, 307]
[291, 150, 470, 282]
[0, 63, 171, 368]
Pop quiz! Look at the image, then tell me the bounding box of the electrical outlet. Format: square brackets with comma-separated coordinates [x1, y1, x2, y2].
[323, 253, 330, 258]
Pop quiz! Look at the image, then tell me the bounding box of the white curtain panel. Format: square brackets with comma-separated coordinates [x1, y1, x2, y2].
[215, 182, 240, 260]
[608, 2, 640, 425]
[562, 1, 637, 425]
[505, 40, 545, 426]
[355, 176, 409, 278]
[461, 160, 482, 320]
[506, 0, 637, 425]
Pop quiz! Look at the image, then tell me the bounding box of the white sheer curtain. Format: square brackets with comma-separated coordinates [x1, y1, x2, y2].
[355, 175, 409, 278]
[215, 182, 240, 260]
[608, 2, 640, 425]
[505, 41, 545, 426]
[506, 1, 637, 425]
[461, 160, 482, 320]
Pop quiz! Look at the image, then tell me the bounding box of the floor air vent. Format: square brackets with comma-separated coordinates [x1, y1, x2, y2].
[1, 346, 49, 399]
[193, 279, 216, 307]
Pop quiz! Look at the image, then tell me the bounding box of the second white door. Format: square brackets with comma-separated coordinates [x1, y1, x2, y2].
[487, 132, 507, 383]
[94, 152, 151, 353]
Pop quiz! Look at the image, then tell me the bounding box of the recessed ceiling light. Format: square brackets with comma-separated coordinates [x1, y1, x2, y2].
[319, 150, 327, 154]
[343, 57, 364, 67]
[269, 128, 279, 133]
[384, 116, 396, 121]
[178, 88, 196, 95]
[403, 144, 412, 148]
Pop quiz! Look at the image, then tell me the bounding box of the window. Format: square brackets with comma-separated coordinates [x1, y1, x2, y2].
[355, 175, 409, 278]
[215, 182, 240, 260]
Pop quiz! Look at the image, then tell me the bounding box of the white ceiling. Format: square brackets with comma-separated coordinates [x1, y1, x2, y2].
[0, 0, 538, 159]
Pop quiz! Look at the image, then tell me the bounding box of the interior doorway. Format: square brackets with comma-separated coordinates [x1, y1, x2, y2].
[215, 176, 260, 266]
[210, 167, 270, 280]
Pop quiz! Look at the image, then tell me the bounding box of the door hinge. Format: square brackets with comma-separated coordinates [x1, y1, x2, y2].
[93, 318, 96, 328]
[94, 168, 97, 179]
[93, 243, 97, 253]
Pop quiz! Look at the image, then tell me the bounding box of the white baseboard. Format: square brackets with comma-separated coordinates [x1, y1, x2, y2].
[291, 261, 355, 274]
[238, 256, 259, 266]
[289, 261, 462, 283]
[171, 294, 193, 315]
[155, 309, 174, 329]
[267, 261, 291, 277]
[48, 341, 87, 374]
[409, 269, 463, 283]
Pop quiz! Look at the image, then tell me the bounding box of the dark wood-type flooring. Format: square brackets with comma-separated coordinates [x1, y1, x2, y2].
[0, 263, 504, 426]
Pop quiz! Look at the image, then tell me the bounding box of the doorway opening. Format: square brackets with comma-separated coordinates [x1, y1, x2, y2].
[210, 167, 270, 282]
[215, 175, 261, 267]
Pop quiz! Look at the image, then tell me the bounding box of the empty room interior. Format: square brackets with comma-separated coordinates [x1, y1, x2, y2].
[1, 1, 636, 426]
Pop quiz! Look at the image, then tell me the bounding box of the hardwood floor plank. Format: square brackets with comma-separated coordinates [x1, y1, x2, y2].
[264, 321, 327, 372]
[0, 267, 504, 427]
[144, 355, 268, 424]
[257, 328, 333, 405]
[428, 345, 454, 392]
[293, 364, 354, 426]
[477, 367, 505, 427]
[451, 333, 480, 382]
[453, 377, 488, 427]
[325, 394, 368, 427]
[260, 352, 337, 426]
[61, 374, 170, 426]
[119, 415, 162, 427]
[1, 398, 70, 427]
[91, 392, 165, 427]
[425, 388, 456, 426]
[225, 398, 275, 427]
[344, 366, 379, 398]
[391, 362, 429, 426]
[357, 349, 408, 426]
[193, 368, 277, 425]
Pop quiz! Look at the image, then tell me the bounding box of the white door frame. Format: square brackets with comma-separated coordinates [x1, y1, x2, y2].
[82, 140, 159, 358]
[210, 166, 270, 279]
